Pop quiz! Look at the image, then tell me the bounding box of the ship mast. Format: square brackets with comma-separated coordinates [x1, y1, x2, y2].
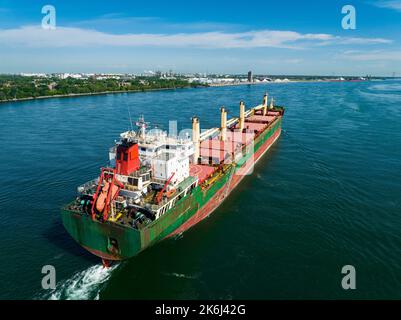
[135, 115, 148, 141]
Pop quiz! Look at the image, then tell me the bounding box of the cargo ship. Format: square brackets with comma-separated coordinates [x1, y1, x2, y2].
[61, 93, 285, 266]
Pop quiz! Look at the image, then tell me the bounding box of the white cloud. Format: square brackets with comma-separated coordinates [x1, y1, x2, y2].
[373, 0, 401, 11]
[72, 16, 244, 33]
[336, 37, 392, 45]
[341, 49, 401, 61]
[0, 25, 392, 49]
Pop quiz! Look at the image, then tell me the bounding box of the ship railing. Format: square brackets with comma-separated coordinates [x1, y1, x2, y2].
[77, 178, 99, 194]
[151, 177, 167, 186]
[124, 166, 151, 178]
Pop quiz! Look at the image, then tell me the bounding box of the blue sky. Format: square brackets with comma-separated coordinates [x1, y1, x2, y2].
[0, 0, 401, 75]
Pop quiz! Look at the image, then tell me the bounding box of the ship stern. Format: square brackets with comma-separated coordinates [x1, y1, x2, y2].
[61, 207, 142, 261]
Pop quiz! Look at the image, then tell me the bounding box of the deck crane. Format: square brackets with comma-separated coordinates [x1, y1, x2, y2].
[155, 172, 175, 205]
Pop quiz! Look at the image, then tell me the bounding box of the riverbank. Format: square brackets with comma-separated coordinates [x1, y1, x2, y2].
[0, 85, 205, 104]
[0, 75, 208, 104]
[0, 78, 381, 104]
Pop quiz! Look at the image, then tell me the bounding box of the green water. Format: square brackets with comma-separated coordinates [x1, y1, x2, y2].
[0, 80, 400, 299]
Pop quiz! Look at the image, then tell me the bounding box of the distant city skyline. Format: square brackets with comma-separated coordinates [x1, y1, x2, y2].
[1, 0, 401, 76]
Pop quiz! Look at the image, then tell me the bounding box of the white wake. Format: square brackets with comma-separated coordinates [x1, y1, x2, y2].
[42, 264, 118, 300]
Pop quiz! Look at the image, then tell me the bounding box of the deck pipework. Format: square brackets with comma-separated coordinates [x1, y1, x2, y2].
[220, 107, 227, 141]
[192, 117, 200, 163]
[263, 93, 268, 115]
[239, 101, 245, 131]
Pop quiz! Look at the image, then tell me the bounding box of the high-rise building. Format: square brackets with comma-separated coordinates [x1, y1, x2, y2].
[247, 71, 253, 82]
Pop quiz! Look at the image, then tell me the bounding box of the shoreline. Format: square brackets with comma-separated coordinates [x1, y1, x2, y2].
[0, 78, 379, 104]
[0, 86, 202, 104]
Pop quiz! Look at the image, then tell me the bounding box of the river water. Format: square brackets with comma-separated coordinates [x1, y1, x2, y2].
[0, 80, 400, 299]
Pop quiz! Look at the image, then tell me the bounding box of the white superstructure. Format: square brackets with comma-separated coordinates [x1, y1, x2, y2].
[109, 116, 194, 189]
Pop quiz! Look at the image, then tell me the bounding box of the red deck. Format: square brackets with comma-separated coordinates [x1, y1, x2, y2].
[254, 109, 281, 117]
[168, 124, 282, 239]
[200, 139, 242, 154]
[198, 115, 277, 165]
[234, 122, 267, 133]
[189, 164, 216, 183]
[245, 114, 276, 123]
[225, 130, 255, 145]
[200, 148, 231, 164]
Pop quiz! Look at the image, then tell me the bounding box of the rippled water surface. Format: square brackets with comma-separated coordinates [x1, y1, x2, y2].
[1, 80, 400, 299]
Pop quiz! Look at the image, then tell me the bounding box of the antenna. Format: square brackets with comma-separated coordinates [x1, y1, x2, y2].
[127, 106, 134, 131]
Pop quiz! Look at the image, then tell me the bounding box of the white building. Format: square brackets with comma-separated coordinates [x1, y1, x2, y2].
[151, 151, 189, 189]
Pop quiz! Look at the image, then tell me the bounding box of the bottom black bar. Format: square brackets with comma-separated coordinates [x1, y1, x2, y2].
[1, 300, 399, 318]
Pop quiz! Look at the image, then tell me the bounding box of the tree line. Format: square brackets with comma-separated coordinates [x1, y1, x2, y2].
[0, 75, 205, 101]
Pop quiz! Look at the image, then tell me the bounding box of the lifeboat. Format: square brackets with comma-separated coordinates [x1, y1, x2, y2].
[91, 168, 124, 221]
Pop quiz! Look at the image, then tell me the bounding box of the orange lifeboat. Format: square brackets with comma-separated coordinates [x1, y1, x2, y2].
[91, 168, 124, 221]
[96, 182, 110, 212]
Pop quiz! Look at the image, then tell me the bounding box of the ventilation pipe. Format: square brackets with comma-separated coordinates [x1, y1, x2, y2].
[220, 107, 227, 141]
[192, 117, 200, 163]
[270, 97, 274, 110]
[263, 93, 268, 115]
[239, 101, 245, 131]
